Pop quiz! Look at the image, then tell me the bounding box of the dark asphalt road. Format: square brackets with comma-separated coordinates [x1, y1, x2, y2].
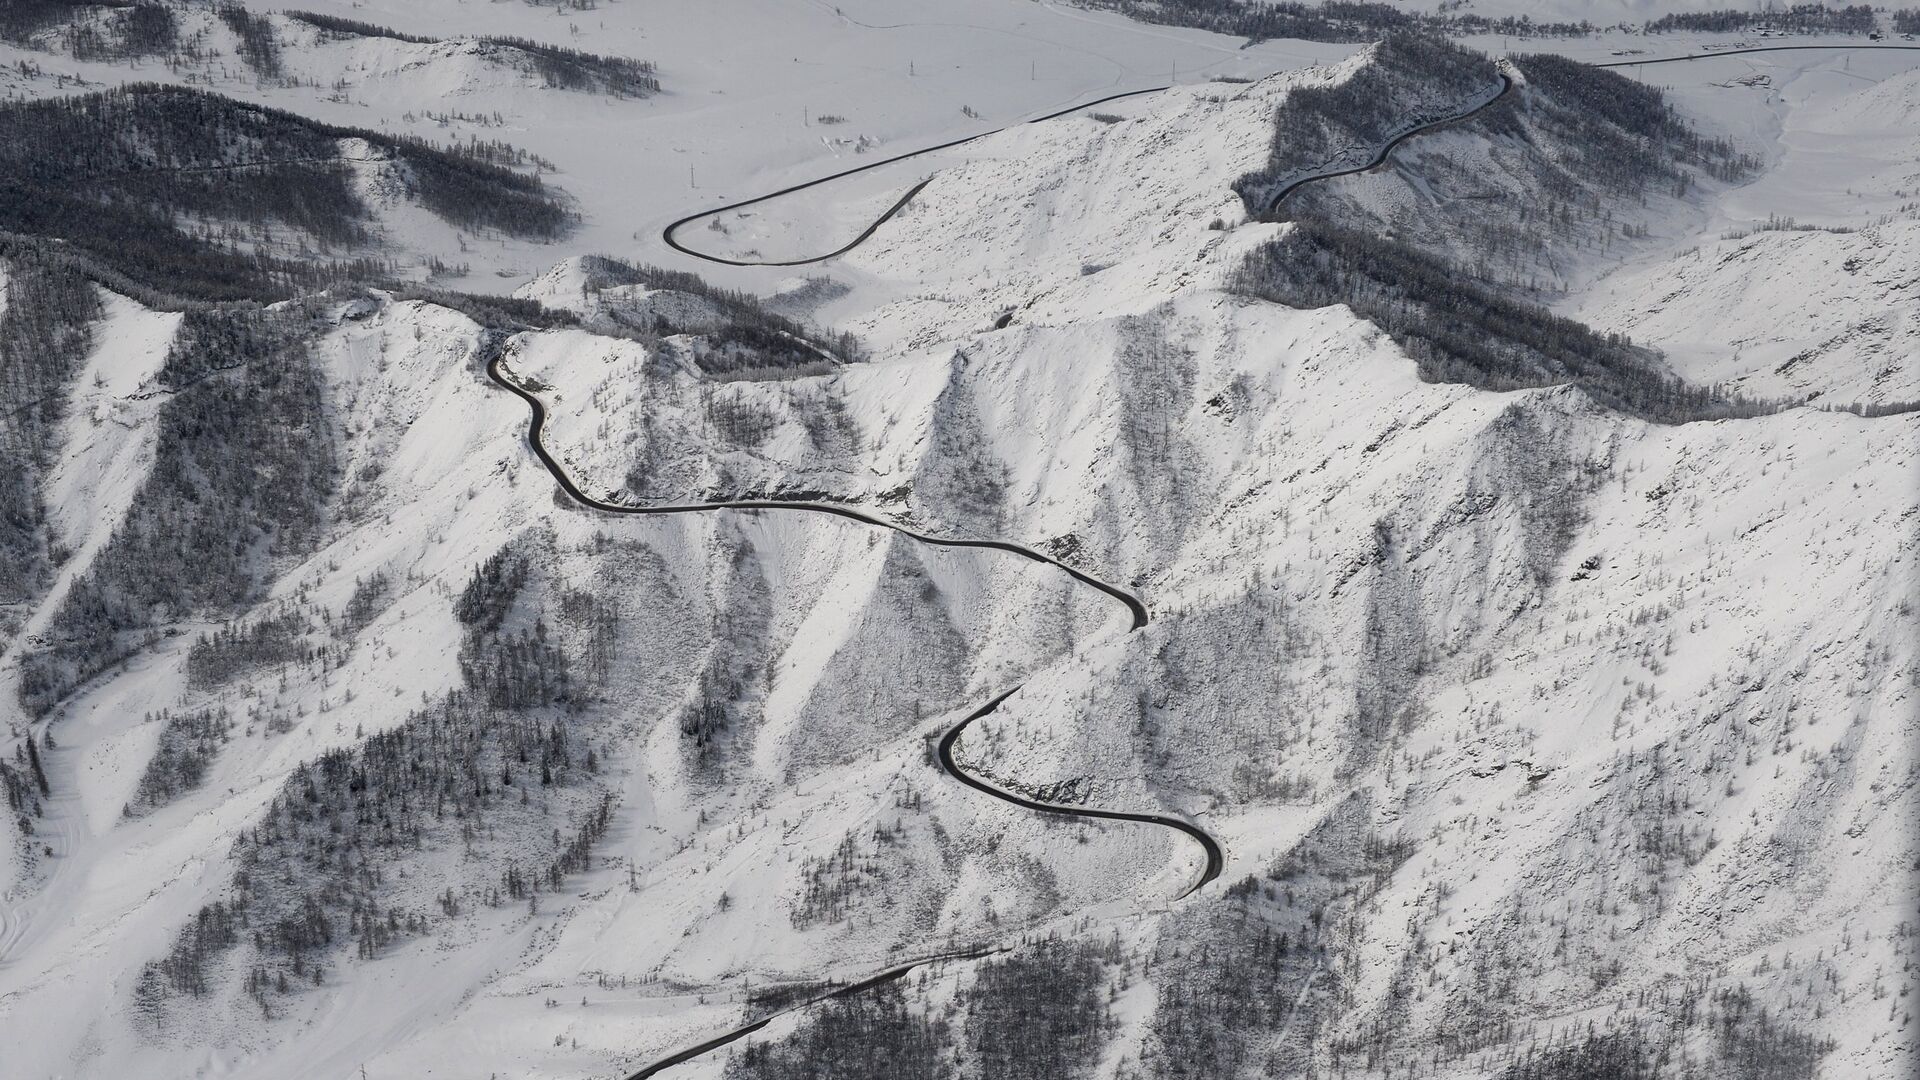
[490, 41, 1907, 1074]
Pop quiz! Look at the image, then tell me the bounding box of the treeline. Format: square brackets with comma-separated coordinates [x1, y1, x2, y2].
[455, 543, 574, 711]
[1819, 399, 1920, 418]
[729, 980, 950, 1079]
[1514, 53, 1755, 184]
[1266, 45, 1757, 289]
[791, 824, 900, 929]
[1645, 5, 1875, 35]
[679, 661, 744, 771]
[1231, 39, 1788, 424]
[19, 305, 336, 716]
[390, 261, 853, 392]
[1151, 798, 1416, 1076]
[0, 0, 175, 61]
[673, 538, 768, 775]
[1150, 911, 1318, 1076]
[385, 286, 579, 332]
[3, 2, 659, 98]
[960, 940, 1113, 1080]
[391, 126, 574, 242]
[1229, 220, 1786, 423]
[63, 0, 175, 61]
[4, 737, 53, 838]
[483, 35, 660, 98]
[1085, 0, 1884, 42]
[440, 134, 555, 173]
[285, 9, 436, 45]
[453, 546, 532, 635]
[138, 901, 243, 1000]
[0, 1, 132, 47]
[1712, 985, 1832, 1079]
[1495, 986, 1831, 1079]
[0, 85, 363, 243]
[1500, 1029, 1666, 1080]
[337, 571, 391, 636]
[0, 84, 571, 300]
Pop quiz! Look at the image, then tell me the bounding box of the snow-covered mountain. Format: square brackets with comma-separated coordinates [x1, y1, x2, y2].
[1, 4, 1915, 1080]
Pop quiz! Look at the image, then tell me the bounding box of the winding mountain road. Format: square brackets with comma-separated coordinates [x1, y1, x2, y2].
[936, 689, 1223, 900]
[490, 39, 1913, 1077]
[491, 61, 1523, 1080]
[483, 346, 1146, 625]
[660, 39, 1920, 267]
[1263, 71, 1512, 214]
[618, 68, 1524, 951]
[1594, 42, 1920, 68]
[483, 340, 1199, 1080]
[660, 86, 1167, 267]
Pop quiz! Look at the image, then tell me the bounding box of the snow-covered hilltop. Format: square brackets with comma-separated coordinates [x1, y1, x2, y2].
[0, 4, 1915, 1080]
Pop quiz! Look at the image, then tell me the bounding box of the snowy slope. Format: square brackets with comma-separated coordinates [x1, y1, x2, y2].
[0, 10, 1914, 1080]
[1568, 57, 1920, 406]
[424, 48, 1917, 1079]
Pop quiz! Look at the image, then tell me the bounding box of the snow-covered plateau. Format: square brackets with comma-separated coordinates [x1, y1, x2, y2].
[0, 3, 1914, 1080]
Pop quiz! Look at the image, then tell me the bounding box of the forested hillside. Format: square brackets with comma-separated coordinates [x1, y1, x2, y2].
[1229, 39, 1794, 423]
[1261, 46, 1757, 291]
[17, 302, 335, 715]
[1, 3, 660, 99]
[0, 85, 572, 299]
[135, 529, 619, 1019]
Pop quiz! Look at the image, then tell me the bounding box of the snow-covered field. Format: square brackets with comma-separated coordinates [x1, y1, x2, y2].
[1, 3, 1917, 1079]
